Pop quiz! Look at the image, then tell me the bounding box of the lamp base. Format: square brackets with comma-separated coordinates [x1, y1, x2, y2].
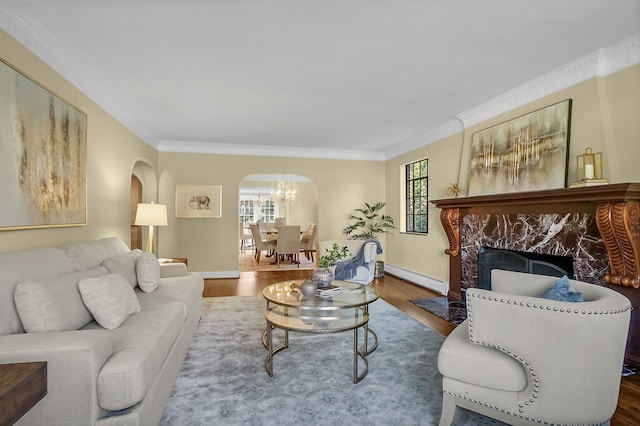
[569, 179, 609, 188]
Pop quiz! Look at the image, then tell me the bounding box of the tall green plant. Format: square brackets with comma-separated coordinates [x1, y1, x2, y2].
[342, 201, 396, 240]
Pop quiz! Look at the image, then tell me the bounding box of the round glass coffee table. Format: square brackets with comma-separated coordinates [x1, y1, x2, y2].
[262, 280, 379, 383]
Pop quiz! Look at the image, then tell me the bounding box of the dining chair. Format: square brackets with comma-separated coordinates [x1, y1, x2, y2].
[274, 217, 287, 227]
[275, 225, 301, 267]
[299, 223, 317, 262]
[239, 222, 253, 249]
[249, 223, 276, 264]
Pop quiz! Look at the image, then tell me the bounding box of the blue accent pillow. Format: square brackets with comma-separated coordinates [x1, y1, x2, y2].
[541, 275, 583, 302]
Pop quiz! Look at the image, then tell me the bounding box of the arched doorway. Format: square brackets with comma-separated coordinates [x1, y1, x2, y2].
[130, 175, 143, 250]
[130, 159, 158, 250]
[238, 174, 318, 272]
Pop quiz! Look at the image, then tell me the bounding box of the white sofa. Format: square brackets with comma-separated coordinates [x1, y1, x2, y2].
[437, 269, 632, 425]
[0, 237, 203, 426]
[318, 239, 381, 285]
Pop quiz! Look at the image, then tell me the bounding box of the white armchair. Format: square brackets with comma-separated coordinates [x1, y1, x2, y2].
[437, 269, 632, 425]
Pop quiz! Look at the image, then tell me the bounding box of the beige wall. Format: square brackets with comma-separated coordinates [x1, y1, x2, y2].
[0, 30, 157, 252]
[157, 153, 384, 274]
[2, 26, 638, 284]
[384, 64, 640, 284]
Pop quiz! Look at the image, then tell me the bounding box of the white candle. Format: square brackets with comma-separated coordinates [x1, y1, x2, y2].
[585, 164, 595, 180]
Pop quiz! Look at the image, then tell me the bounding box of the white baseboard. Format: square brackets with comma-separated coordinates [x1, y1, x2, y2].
[198, 271, 240, 279]
[383, 264, 449, 295]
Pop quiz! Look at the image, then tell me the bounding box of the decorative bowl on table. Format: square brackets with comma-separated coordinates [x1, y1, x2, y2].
[300, 279, 317, 297]
[312, 267, 334, 288]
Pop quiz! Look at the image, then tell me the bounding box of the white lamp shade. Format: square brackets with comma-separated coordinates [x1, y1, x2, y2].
[135, 203, 168, 226]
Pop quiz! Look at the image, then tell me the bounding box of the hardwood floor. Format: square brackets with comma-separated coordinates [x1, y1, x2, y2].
[204, 271, 639, 424]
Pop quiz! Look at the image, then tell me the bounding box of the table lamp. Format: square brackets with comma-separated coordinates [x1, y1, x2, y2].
[134, 202, 168, 255]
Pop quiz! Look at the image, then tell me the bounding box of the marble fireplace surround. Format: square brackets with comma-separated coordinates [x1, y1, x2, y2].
[461, 212, 609, 291]
[432, 182, 640, 365]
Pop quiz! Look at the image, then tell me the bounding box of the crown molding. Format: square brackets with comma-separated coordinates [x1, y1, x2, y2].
[0, 2, 160, 147]
[158, 140, 386, 161]
[382, 119, 464, 160]
[456, 33, 640, 129]
[1, 3, 637, 161]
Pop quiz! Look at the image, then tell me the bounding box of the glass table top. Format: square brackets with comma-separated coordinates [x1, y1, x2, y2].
[263, 280, 379, 332]
[263, 280, 379, 310]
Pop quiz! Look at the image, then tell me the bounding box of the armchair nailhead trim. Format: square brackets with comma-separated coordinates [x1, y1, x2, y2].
[458, 291, 625, 426]
[443, 390, 609, 426]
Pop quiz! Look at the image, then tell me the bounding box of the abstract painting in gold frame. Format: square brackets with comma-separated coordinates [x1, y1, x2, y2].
[468, 99, 572, 196]
[0, 58, 87, 230]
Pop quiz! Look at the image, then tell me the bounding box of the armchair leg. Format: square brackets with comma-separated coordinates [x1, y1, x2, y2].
[439, 392, 456, 426]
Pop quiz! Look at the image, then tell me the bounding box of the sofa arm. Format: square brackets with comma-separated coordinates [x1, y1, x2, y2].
[160, 262, 188, 278]
[0, 330, 114, 424]
[466, 288, 631, 422]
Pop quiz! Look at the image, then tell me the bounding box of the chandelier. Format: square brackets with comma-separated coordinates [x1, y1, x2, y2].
[253, 194, 265, 206]
[270, 178, 296, 206]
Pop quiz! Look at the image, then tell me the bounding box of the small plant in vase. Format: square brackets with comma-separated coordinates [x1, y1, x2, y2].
[314, 243, 352, 287]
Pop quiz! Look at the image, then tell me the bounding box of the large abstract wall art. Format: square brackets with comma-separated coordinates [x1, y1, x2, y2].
[0, 59, 87, 230]
[468, 99, 572, 196]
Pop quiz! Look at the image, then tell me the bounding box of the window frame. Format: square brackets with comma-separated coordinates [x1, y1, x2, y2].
[403, 158, 428, 234]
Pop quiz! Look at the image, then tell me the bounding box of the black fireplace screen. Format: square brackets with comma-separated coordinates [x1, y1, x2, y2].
[477, 247, 574, 290]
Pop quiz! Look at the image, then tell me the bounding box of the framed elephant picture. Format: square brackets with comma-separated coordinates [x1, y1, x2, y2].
[175, 185, 222, 218]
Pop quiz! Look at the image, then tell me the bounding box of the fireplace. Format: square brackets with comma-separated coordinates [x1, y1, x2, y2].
[432, 183, 640, 366]
[477, 247, 573, 290]
[462, 212, 605, 291]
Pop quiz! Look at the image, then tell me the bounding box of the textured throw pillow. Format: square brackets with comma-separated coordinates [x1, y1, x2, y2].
[540, 275, 583, 302]
[136, 252, 160, 293]
[15, 267, 108, 333]
[102, 250, 143, 288]
[79, 273, 142, 329]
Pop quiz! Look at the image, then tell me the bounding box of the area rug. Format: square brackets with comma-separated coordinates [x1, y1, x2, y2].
[160, 296, 503, 425]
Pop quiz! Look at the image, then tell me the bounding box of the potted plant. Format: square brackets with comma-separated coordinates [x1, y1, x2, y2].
[342, 201, 396, 277]
[342, 201, 396, 240]
[313, 243, 352, 287]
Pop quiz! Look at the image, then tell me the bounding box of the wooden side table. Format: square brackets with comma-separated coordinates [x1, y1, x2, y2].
[0, 362, 47, 425]
[159, 257, 188, 266]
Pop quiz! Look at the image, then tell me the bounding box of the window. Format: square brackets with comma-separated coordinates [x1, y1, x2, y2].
[405, 159, 428, 233]
[239, 199, 277, 223]
[261, 201, 276, 223]
[239, 200, 254, 224]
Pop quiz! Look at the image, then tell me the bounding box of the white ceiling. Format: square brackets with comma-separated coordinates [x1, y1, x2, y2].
[1, 0, 639, 160]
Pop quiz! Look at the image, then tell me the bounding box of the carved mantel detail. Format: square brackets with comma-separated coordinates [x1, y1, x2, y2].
[597, 201, 640, 288]
[439, 208, 460, 256]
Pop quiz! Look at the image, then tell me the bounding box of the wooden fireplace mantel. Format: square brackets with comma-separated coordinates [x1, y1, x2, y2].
[432, 183, 640, 366]
[432, 182, 640, 291]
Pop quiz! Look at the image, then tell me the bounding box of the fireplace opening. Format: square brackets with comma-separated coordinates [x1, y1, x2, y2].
[477, 247, 574, 290]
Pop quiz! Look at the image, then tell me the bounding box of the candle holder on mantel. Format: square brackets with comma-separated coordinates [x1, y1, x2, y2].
[570, 147, 608, 188]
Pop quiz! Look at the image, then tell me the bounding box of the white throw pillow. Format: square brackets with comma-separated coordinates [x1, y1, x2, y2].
[136, 252, 160, 292]
[102, 250, 143, 288]
[79, 273, 142, 329]
[15, 267, 107, 333]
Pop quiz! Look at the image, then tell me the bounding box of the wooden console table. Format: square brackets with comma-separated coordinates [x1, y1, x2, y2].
[0, 362, 47, 425]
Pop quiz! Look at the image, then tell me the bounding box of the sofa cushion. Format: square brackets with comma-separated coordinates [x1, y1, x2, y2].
[0, 247, 76, 335]
[59, 237, 130, 272]
[437, 320, 527, 392]
[137, 273, 204, 319]
[136, 252, 160, 293]
[84, 302, 184, 411]
[79, 273, 142, 330]
[102, 250, 143, 288]
[14, 266, 109, 333]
